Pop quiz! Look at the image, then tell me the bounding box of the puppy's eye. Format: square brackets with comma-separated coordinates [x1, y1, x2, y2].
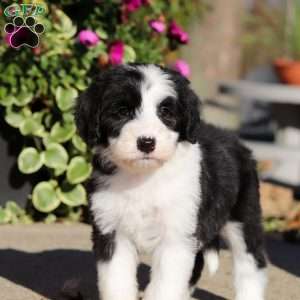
[158, 105, 174, 119]
[116, 106, 131, 117]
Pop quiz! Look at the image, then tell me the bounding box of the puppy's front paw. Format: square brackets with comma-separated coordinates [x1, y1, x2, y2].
[143, 285, 190, 300]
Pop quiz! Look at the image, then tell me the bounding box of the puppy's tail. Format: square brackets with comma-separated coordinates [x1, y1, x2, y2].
[203, 238, 220, 276]
[204, 249, 219, 276]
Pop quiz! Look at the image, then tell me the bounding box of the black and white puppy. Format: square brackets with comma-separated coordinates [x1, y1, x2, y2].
[75, 64, 267, 300]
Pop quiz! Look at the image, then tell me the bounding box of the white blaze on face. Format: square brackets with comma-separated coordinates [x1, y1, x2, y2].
[108, 65, 179, 172]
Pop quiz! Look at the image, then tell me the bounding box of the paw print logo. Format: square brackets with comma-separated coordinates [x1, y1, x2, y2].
[4, 16, 44, 49]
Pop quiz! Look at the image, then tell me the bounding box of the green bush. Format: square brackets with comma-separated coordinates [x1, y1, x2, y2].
[0, 0, 208, 223]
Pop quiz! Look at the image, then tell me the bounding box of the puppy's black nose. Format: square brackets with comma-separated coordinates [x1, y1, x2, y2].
[137, 136, 156, 154]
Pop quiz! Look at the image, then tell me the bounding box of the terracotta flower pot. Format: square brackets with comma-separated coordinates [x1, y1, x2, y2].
[274, 58, 300, 85]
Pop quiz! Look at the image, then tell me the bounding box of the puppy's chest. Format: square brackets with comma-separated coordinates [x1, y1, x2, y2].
[91, 145, 201, 252]
[91, 174, 200, 252]
[117, 188, 167, 252]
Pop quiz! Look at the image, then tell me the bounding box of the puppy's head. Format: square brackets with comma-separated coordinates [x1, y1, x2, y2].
[75, 64, 200, 173]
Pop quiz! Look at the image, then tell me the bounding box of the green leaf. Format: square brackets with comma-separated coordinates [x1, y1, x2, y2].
[42, 134, 56, 147]
[0, 95, 15, 107]
[19, 214, 33, 224]
[14, 92, 33, 107]
[5, 201, 25, 217]
[55, 9, 77, 38]
[96, 28, 108, 39]
[55, 86, 78, 111]
[44, 214, 57, 224]
[22, 107, 32, 117]
[72, 134, 87, 153]
[10, 213, 19, 224]
[124, 45, 136, 63]
[49, 180, 59, 188]
[32, 111, 45, 123]
[18, 147, 43, 174]
[0, 87, 7, 101]
[54, 167, 66, 176]
[5, 110, 26, 128]
[57, 182, 87, 207]
[50, 122, 76, 143]
[20, 118, 43, 136]
[43, 143, 68, 170]
[67, 208, 83, 222]
[0, 207, 11, 224]
[44, 113, 52, 126]
[32, 182, 61, 213]
[66, 156, 92, 184]
[63, 112, 74, 123]
[74, 80, 87, 91]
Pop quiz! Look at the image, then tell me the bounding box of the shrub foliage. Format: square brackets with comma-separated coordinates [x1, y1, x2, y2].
[0, 0, 208, 223]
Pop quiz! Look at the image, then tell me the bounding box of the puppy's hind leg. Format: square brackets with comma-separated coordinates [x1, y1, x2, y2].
[222, 221, 267, 300]
[189, 236, 220, 295]
[223, 159, 268, 300]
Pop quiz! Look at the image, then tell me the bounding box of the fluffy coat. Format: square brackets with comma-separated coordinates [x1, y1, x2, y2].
[75, 64, 267, 300]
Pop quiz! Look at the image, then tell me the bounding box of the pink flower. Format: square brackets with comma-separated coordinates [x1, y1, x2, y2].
[123, 0, 142, 12]
[173, 60, 191, 77]
[168, 21, 189, 44]
[78, 30, 100, 47]
[123, 0, 149, 13]
[149, 19, 166, 33]
[109, 41, 124, 65]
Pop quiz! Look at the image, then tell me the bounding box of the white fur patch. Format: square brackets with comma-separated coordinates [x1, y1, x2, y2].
[97, 234, 138, 300]
[222, 222, 267, 300]
[144, 241, 195, 300]
[137, 64, 177, 106]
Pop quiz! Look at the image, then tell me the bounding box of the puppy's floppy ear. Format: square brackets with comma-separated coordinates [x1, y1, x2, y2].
[74, 82, 102, 148]
[74, 92, 91, 146]
[181, 88, 201, 144]
[164, 66, 201, 144]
